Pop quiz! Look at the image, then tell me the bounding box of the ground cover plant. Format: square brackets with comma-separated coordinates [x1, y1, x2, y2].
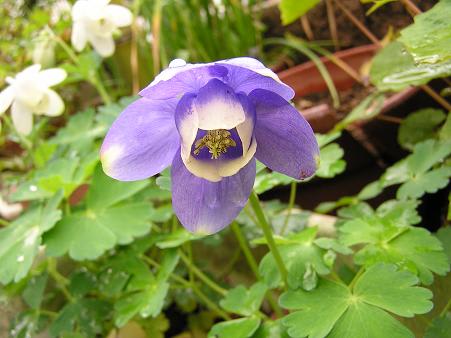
[0, 0, 450, 337]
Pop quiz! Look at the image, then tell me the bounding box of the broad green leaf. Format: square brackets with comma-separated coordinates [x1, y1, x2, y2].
[436, 227, 451, 261]
[315, 143, 346, 178]
[254, 171, 294, 194]
[370, 41, 451, 91]
[22, 273, 48, 309]
[280, 264, 432, 338]
[44, 166, 151, 260]
[354, 264, 433, 316]
[155, 228, 204, 249]
[339, 209, 449, 284]
[280, 279, 350, 338]
[68, 270, 97, 298]
[375, 199, 421, 226]
[424, 315, 451, 338]
[114, 250, 179, 327]
[49, 299, 110, 338]
[208, 317, 261, 338]
[251, 320, 290, 338]
[398, 109, 446, 150]
[328, 302, 414, 338]
[0, 191, 63, 284]
[439, 112, 451, 140]
[279, 0, 321, 25]
[259, 228, 330, 289]
[220, 282, 267, 316]
[398, 0, 451, 64]
[315, 131, 341, 148]
[397, 167, 451, 200]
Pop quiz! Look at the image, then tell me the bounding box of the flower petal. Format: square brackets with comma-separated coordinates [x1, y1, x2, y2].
[71, 22, 87, 52]
[105, 4, 133, 27]
[139, 58, 294, 101]
[88, 34, 115, 57]
[171, 152, 256, 234]
[250, 89, 319, 179]
[194, 79, 245, 130]
[40, 89, 65, 116]
[37, 69, 67, 87]
[101, 97, 180, 181]
[11, 101, 33, 135]
[0, 86, 15, 115]
[175, 90, 257, 181]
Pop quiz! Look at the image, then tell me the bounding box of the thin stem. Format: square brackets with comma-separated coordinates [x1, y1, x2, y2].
[179, 251, 227, 296]
[151, 0, 163, 75]
[231, 221, 259, 278]
[300, 15, 314, 41]
[46, 26, 112, 105]
[326, 0, 339, 50]
[281, 181, 297, 235]
[400, 0, 422, 16]
[142, 255, 230, 320]
[440, 298, 451, 317]
[249, 191, 288, 289]
[348, 267, 365, 290]
[0, 218, 9, 226]
[421, 85, 451, 111]
[2, 115, 32, 152]
[47, 258, 74, 302]
[333, 0, 380, 46]
[130, 0, 142, 94]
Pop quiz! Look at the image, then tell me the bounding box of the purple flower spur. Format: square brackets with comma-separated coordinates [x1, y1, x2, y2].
[100, 58, 319, 234]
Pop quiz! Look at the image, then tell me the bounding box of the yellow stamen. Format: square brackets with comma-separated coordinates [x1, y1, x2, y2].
[193, 129, 237, 159]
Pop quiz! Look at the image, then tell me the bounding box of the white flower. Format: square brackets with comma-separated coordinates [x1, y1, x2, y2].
[0, 64, 67, 135]
[71, 0, 133, 57]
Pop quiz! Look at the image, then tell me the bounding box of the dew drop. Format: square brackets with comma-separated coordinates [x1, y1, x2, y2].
[17, 255, 25, 262]
[29, 185, 38, 192]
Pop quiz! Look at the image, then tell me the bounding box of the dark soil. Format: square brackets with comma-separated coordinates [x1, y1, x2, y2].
[263, 0, 438, 60]
[296, 83, 376, 117]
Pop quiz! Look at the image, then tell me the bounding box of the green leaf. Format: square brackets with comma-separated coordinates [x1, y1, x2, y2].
[254, 171, 294, 194]
[328, 302, 414, 338]
[424, 315, 451, 338]
[380, 139, 451, 199]
[114, 250, 179, 327]
[208, 317, 261, 338]
[398, 0, 451, 64]
[44, 166, 151, 260]
[220, 282, 268, 316]
[49, 299, 110, 338]
[370, 41, 451, 91]
[339, 207, 449, 284]
[22, 273, 48, 309]
[315, 143, 346, 178]
[436, 227, 451, 261]
[280, 264, 432, 338]
[251, 320, 290, 338]
[259, 228, 331, 289]
[280, 279, 350, 338]
[354, 264, 433, 316]
[155, 228, 204, 249]
[0, 191, 63, 284]
[398, 109, 446, 150]
[68, 270, 97, 298]
[336, 92, 385, 129]
[279, 0, 321, 25]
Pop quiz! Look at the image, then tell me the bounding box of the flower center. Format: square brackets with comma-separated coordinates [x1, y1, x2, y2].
[193, 129, 237, 159]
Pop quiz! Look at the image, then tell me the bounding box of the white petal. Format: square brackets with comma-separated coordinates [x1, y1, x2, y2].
[71, 0, 90, 21]
[105, 4, 133, 27]
[40, 89, 65, 116]
[193, 79, 245, 130]
[0, 86, 15, 114]
[71, 22, 87, 52]
[17, 64, 42, 78]
[217, 138, 257, 177]
[89, 34, 115, 57]
[38, 68, 67, 87]
[11, 101, 33, 135]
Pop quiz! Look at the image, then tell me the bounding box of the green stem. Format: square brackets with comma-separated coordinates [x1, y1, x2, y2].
[348, 267, 365, 290]
[0, 218, 10, 226]
[231, 221, 259, 278]
[281, 181, 297, 235]
[440, 298, 451, 317]
[2, 115, 33, 152]
[45, 26, 112, 105]
[249, 191, 288, 289]
[179, 251, 227, 296]
[142, 255, 230, 320]
[47, 258, 74, 302]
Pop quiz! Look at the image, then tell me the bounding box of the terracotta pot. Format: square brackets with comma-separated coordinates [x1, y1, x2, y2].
[276, 44, 418, 133]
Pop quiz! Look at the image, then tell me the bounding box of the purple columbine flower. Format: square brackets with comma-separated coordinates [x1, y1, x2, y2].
[100, 58, 319, 234]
